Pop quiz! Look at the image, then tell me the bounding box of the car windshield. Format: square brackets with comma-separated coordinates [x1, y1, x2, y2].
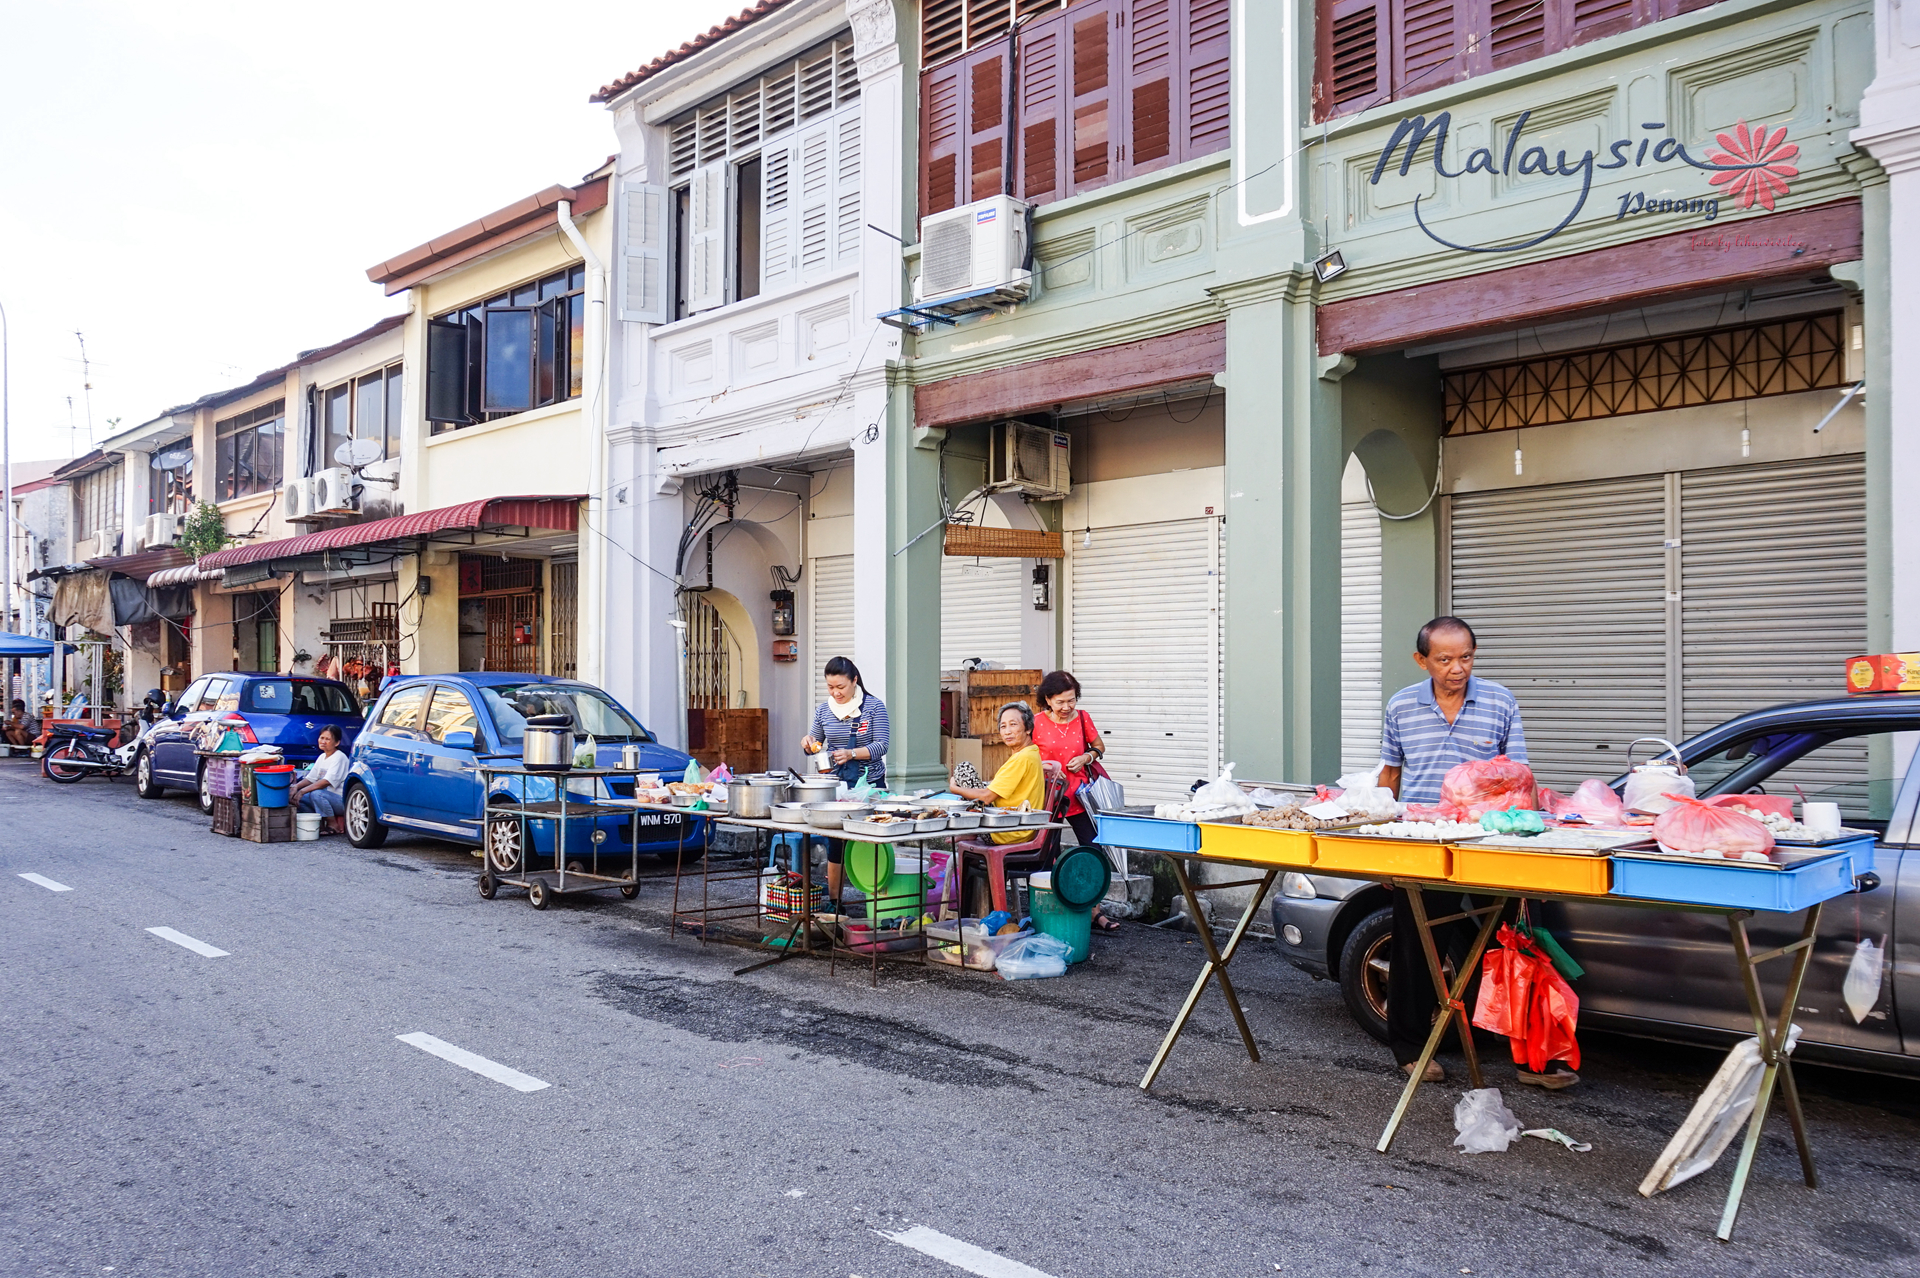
[245, 679, 360, 716]
[478, 683, 653, 744]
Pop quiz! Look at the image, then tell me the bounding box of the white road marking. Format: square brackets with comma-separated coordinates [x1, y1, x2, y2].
[19, 873, 72, 892]
[878, 1227, 1059, 1278]
[396, 1032, 550, 1092]
[146, 927, 229, 957]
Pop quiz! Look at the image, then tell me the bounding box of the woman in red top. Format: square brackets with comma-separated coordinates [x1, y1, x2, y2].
[1032, 670, 1120, 931]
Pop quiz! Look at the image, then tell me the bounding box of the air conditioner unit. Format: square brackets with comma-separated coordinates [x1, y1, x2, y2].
[313, 468, 358, 515]
[991, 422, 1071, 499]
[74, 531, 115, 561]
[142, 512, 181, 549]
[282, 476, 315, 522]
[916, 195, 1031, 306]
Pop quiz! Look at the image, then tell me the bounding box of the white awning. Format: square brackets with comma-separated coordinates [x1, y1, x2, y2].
[146, 563, 223, 589]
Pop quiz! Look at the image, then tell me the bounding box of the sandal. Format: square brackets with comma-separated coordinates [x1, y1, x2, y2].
[1092, 912, 1121, 932]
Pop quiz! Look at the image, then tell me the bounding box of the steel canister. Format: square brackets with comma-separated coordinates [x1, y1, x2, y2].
[620, 743, 641, 771]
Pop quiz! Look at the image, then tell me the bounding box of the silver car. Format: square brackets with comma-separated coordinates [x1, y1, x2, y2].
[1271, 694, 1920, 1076]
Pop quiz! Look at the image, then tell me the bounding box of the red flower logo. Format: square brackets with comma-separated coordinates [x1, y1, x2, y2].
[1706, 121, 1798, 211]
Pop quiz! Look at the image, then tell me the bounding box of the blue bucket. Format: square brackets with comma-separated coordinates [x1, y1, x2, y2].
[253, 766, 294, 809]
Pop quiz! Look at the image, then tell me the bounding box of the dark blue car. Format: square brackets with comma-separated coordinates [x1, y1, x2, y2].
[341, 673, 705, 867]
[134, 672, 364, 811]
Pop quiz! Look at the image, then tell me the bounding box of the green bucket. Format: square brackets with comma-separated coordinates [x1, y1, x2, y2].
[867, 853, 927, 923]
[1028, 872, 1091, 963]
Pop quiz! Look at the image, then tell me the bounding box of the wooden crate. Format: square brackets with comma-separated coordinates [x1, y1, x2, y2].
[211, 795, 241, 837]
[686, 708, 769, 774]
[964, 669, 1041, 781]
[240, 805, 294, 844]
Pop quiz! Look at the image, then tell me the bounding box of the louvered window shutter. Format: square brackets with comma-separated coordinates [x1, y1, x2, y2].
[1391, 0, 1459, 95]
[1016, 10, 1068, 203]
[1124, 0, 1175, 177]
[619, 184, 669, 324]
[964, 43, 1011, 202]
[762, 144, 795, 292]
[685, 162, 728, 313]
[1488, 0, 1546, 66]
[1564, 0, 1644, 47]
[922, 61, 965, 217]
[1066, 1, 1121, 197]
[835, 114, 863, 266]
[796, 125, 834, 277]
[1183, 0, 1231, 158]
[1318, 0, 1387, 120]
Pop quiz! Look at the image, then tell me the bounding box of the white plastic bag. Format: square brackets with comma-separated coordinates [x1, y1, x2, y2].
[1640, 1025, 1800, 1196]
[1332, 764, 1398, 817]
[996, 933, 1073, 980]
[1191, 764, 1257, 815]
[1452, 1087, 1522, 1154]
[1844, 937, 1885, 1023]
[1622, 738, 1694, 814]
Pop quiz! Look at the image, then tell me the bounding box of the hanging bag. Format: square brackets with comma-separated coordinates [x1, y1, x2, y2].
[1075, 713, 1126, 814]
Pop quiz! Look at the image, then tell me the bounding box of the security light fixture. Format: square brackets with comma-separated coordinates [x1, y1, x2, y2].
[1312, 249, 1349, 284]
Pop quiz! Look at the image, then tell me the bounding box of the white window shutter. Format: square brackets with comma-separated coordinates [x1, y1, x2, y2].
[686, 162, 728, 313]
[835, 115, 862, 266]
[620, 184, 668, 324]
[797, 126, 832, 277]
[762, 144, 794, 293]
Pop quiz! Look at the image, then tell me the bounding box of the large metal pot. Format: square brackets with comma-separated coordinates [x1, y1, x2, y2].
[786, 774, 840, 804]
[727, 774, 792, 820]
[521, 714, 573, 773]
[803, 800, 873, 829]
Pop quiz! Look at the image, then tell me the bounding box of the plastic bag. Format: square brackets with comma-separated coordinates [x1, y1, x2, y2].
[574, 733, 598, 768]
[1844, 937, 1884, 1023]
[1332, 765, 1398, 817]
[1640, 1027, 1801, 1196]
[1473, 925, 1581, 1072]
[1652, 796, 1774, 858]
[1622, 740, 1693, 814]
[1190, 764, 1257, 815]
[1439, 756, 1536, 820]
[1081, 770, 1126, 814]
[996, 933, 1073, 980]
[1453, 1088, 1522, 1154]
[1480, 808, 1546, 835]
[1706, 792, 1793, 819]
[706, 762, 735, 784]
[1538, 779, 1628, 827]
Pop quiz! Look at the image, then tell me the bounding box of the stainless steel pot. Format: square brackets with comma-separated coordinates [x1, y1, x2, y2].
[727, 775, 792, 820]
[803, 800, 873, 829]
[787, 775, 840, 804]
[522, 714, 573, 773]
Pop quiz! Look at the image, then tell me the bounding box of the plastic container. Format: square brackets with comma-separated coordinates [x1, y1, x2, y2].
[867, 854, 927, 923]
[1095, 811, 1202, 854]
[1611, 846, 1864, 912]
[206, 758, 243, 799]
[1312, 833, 1451, 879]
[1449, 844, 1611, 895]
[294, 812, 323, 841]
[1028, 872, 1091, 963]
[926, 919, 1031, 970]
[1199, 822, 1316, 867]
[252, 765, 295, 810]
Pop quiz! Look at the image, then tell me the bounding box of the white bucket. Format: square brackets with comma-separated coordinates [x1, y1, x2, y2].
[294, 813, 323, 841]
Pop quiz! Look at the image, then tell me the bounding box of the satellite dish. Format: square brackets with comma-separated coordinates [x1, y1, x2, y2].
[152, 446, 193, 471]
[333, 439, 384, 468]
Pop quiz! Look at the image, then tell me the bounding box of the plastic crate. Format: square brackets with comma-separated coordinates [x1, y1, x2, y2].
[1198, 822, 1315, 867]
[1311, 834, 1451, 880]
[1095, 812, 1201, 854]
[1450, 845, 1611, 896]
[1611, 846, 1863, 912]
[210, 795, 241, 837]
[206, 758, 242, 799]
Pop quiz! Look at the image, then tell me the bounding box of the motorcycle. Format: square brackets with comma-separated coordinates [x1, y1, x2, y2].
[41, 692, 164, 784]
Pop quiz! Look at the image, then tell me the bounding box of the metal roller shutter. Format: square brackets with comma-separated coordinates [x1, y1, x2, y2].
[1069, 517, 1221, 804]
[941, 556, 1025, 671]
[808, 554, 855, 711]
[1341, 501, 1383, 772]
[1449, 476, 1670, 791]
[1680, 456, 1868, 806]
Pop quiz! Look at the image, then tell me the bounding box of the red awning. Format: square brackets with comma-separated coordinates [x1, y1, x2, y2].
[198, 496, 582, 571]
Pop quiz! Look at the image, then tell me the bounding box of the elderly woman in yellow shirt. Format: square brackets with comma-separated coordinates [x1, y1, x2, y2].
[948, 701, 1047, 842]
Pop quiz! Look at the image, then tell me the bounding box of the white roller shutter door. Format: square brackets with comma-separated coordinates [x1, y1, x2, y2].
[1069, 518, 1221, 805]
[809, 554, 855, 711]
[941, 556, 1024, 671]
[1341, 501, 1383, 772]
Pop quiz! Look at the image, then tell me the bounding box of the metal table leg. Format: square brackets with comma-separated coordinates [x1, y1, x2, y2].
[1138, 864, 1278, 1091]
[1716, 903, 1823, 1242]
[1376, 890, 1505, 1154]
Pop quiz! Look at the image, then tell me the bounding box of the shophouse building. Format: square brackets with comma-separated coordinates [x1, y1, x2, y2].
[591, 0, 914, 764]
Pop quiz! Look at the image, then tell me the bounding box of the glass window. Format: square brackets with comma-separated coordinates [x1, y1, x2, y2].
[477, 682, 652, 745]
[356, 374, 385, 458]
[213, 681, 242, 713]
[427, 270, 585, 429]
[376, 684, 430, 733]
[482, 310, 534, 412]
[423, 687, 480, 744]
[325, 385, 352, 469]
[177, 678, 210, 712]
[247, 679, 291, 711]
[215, 399, 286, 500]
[384, 367, 403, 458]
[247, 679, 359, 715]
[1692, 730, 1900, 826]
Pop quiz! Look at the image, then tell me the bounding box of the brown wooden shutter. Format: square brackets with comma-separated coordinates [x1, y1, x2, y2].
[1565, 0, 1646, 46]
[1125, 0, 1176, 176]
[922, 60, 965, 217]
[1392, 0, 1459, 96]
[1488, 0, 1546, 67]
[1066, 0, 1122, 195]
[1318, 0, 1387, 121]
[924, 0, 966, 65]
[1183, 0, 1231, 158]
[966, 43, 1012, 201]
[1017, 9, 1069, 203]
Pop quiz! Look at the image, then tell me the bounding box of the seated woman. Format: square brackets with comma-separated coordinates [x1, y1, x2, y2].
[948, 702, 1046, 844]
[289, 725, 350, 834]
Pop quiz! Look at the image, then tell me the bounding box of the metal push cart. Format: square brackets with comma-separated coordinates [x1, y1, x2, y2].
[474, 764, 659, 909]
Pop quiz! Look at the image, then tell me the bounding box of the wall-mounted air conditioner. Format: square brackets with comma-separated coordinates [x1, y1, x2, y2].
[915, 195, 1031, 306]
[313, 468, 358, 515]
[282, 477, 316, 521]
[142, 512, 182, 549]
[74, 531, 117, 561]
[991, 422, 1071, 499]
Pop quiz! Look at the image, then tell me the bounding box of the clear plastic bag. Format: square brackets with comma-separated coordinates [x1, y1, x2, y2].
[1332, 764, 1398, 817]
[1453, 1087, 1522, 1154]
[995, 933, 1073, 980]
[1190, 764, 1257, 815]
[1844, 937, 1884, 1023]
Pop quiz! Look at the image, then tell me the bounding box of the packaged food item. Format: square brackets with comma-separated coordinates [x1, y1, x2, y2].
[1651, 796, 1775, 859]
[1538, 779, 1629, 827]
[1440, 756, 1537, 819]
[1353, 820, 1487, 840]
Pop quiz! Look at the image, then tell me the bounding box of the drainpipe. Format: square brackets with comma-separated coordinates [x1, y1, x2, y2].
[556, 199, 607, 686]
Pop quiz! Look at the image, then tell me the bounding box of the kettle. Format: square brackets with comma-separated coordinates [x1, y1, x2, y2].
[522, 713, 574, 773]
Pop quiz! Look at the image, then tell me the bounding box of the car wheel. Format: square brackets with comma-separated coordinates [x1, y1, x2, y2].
[1338, 906, 1395, 1046]
[345, 784, 388, 848]
[486, 816, 523, 873]
[42, 741, 88, 783]
[134, 749, 165, 799]
[196, 761, 216, 814]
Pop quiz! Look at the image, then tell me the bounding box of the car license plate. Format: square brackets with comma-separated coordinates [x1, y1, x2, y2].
[633, 814, 676, 828]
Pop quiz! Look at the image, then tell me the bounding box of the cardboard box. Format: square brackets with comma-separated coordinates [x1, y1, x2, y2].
[941, 735, 983, 773]
[1846, 653, 1920, 694]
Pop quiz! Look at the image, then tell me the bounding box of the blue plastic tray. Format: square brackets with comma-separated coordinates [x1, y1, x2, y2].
[1611, 836, 1873, 912]
[1096, 812, 1202, 854]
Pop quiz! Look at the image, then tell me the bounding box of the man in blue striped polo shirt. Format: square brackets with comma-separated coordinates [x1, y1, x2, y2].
[1378, 617, 1572, 1090]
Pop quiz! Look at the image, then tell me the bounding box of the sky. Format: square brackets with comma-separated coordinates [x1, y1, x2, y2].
[0, 0, 750, 465]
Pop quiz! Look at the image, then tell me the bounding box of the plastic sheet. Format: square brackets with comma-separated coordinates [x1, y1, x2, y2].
[995, 933, 1073, 980]
[1453, 1088, 1522, 1154]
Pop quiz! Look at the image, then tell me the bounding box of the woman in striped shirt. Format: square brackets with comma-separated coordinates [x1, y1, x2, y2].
[801, 656, 890, 910]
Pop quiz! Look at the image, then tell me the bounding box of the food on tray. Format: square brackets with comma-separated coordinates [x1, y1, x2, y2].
[1538, 779, 1630, 827]
[667, 781, 713, 795]
[1476, 830, 1644, 851]
[1728, 807, 1872, 843]
[866, 813, 909, 825]
[1478, 808, 1547, 835]
[1247, 804, 1356, 831]
[1651, 796, 1774, 860]
[1439, 755, 1537, 820]
[1153, 801, 1247, 823]
[1354, 820, 1487, 840]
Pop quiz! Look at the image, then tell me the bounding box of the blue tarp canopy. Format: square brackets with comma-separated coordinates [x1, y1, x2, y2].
[0, 633, 70, 657]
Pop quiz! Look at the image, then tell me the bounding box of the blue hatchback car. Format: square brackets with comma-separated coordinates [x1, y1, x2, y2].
[341, 673, 705, 867]
[134, 671, 365, 811]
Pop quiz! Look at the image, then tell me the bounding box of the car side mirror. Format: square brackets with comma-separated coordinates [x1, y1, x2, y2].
[443, 730, 476, 750]
[165, 702, 183, 719]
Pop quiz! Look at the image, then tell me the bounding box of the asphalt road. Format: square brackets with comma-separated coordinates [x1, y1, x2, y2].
[4, 759, 1919, 1278]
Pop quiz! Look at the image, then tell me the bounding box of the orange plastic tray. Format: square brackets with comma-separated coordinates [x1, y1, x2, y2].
[1311, 834, 1451, 880]
[1197, 823, 1315, 867]
[1449, 844, 1612, 896]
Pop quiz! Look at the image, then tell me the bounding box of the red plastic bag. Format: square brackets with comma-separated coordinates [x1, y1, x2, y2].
[1651, 795, 1775, 857]
[1526, 963, 1581, 1073]
[1473, 925, 1581, 1072]
[1704, 793, 1794, 820]
[1440, 756, 1537, 820]
[1538, 779, 1628, 827]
